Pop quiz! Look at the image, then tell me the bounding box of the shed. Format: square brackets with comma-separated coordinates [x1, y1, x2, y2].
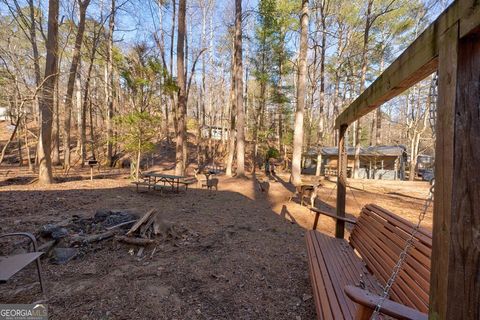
[302, 145, 406, 180]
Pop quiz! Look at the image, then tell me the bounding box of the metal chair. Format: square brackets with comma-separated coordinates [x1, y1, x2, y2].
[0, 232, 45, 299]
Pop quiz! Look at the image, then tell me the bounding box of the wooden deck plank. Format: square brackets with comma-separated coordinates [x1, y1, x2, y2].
[366, 204, 432, 245]
[353, 220, 429, 311]
[313, 234, 356, 319]
[309, 233, 344, 319]
[306, 233, 332, 320]
[362, 208, 432, 267]
[351, 222, 428, 312]
[360, 210, 431, 285]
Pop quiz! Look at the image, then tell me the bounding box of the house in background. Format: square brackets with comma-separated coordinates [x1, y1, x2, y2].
[302, 145, 407, 180]
[201, 126, 229, 140]
[0, 106, 8, 121]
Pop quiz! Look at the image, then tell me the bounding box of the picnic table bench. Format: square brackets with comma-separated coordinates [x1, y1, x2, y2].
[306, 204, 431, 319]
[179, 177, 197, 190]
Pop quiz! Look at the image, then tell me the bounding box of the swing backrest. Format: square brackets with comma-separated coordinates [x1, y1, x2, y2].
[349, 204, 432, 313]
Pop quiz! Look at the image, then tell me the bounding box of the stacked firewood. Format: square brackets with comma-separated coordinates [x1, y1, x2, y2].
[116, 209, 160, 245]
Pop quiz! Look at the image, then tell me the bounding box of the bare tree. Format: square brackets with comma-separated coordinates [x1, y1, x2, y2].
[291, 0, 309, 185]
[63, 0, 91, 169]
[106, 0, 115, 166]
[175, 0, 187, 176]
[234, 0, 245, 177]
[37, 0, 60, 184]
[226, 39, 236, 176]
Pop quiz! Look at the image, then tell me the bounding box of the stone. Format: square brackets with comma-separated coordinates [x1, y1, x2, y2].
[51, 247, 79, 264]
[40, 224, 69, 239]
[40, 224, 57, 237]
[93, 209, 110, 223]
[302, 294, 312, 302]
[51, 227, 68, 239]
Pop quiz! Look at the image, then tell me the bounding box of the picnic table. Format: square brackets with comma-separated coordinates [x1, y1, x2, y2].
[142, 172, 185, 193]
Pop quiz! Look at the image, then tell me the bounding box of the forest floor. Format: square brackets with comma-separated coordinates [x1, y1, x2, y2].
[0, 164, 432, 319]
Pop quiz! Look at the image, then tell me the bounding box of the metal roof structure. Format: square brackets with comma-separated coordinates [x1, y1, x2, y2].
[305, 145, 406, 157]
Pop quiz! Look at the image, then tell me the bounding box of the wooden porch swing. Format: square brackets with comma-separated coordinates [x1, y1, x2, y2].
[305, 1, 480, 319]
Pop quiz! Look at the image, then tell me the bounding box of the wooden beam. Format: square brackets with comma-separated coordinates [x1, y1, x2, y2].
[429, 23, 480, 319]
[335, 0, 480, 129]
[335, 125, 348, 238]
[429, 23, 458, 320]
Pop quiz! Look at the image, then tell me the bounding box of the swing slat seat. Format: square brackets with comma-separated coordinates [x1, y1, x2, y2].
[306, 204, 432, 319]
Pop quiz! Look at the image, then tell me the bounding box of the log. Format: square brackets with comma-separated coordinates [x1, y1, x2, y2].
[116, 235, 155, 246]
[105, 219, 138, 230]
[140, 217, 156, 237]
[126, 209, 157, 236]
[70, 230, 116, 245]
[38, 240, 56, 254]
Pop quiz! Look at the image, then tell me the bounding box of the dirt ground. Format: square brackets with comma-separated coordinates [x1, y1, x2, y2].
[0, 164, 432, 319]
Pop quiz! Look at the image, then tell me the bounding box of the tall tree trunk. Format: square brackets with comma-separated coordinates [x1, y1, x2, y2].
[277, 62, 283, 155]
[409, 132, 420, 181]
[226, 44, 236, 177]
[106, 0, 115, 166]
[316, 0, 328, 176]
[353, 0, 373, 179]
[52, 69, 61, 165]
[253, 79, 266, 173]
[174, 0, 187, 176]
[375, 107, 382, 145]
[37, 0, 59, 184]
[89, 93, 95, 159]
[196, 98, 202, 165]
[63, 0, 90, 169]
[81, 48, 97, 165]
[170, 0, 176, 76]
[167, 0, 177, 144]
[24, 119, 34, 172]
[27, 0, 41, 123]
[373, 44, 386, 146]
[201, 3, 207, 130]
[291, 0, 309, 185]
[28, 0, 41, 88]
[234, 0, 245, 177]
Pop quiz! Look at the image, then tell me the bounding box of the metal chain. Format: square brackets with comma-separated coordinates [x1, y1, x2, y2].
[371, 179, 435, 319]
[348, 185, 364, 212]
[324, 181, 337, 203]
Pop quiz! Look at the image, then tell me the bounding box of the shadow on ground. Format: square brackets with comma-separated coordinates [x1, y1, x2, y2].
[0, 181, 315, 320]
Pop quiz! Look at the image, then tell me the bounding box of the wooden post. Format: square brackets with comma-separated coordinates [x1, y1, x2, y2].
[430, 23, 480, 320]
[369, 160, 372, 179]
[335, 124, 348, 238]
[315, 152, 323, 176]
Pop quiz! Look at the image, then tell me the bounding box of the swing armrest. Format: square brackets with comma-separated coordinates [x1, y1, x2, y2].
[344, 285, 428, 320]
[310, 207, 357, 224]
